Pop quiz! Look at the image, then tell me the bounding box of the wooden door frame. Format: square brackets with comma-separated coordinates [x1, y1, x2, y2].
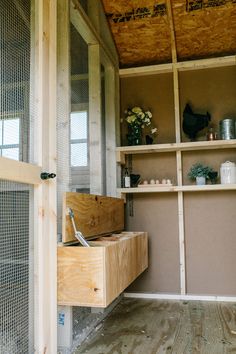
[0, 1, 57, 352]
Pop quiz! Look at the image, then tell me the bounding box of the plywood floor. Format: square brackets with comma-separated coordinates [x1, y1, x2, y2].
[74, 298, 236, 354]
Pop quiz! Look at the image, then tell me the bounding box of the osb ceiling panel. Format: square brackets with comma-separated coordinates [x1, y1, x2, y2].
[173, 0, 236, 61]
[101, 0, 236, 67]
[101, 0, 172, 67]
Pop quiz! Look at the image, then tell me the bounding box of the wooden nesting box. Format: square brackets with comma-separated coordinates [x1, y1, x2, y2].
[57, 193, 148, 307]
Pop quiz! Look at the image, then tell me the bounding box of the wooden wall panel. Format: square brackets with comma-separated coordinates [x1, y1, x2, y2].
[126, 194, 180, 294]
[184, 192, 236, 296]
[179, 65, 236, 142]
[62, 193, 124, 243]
[182, 149, 236, 185]
[120, 73, 175, 145]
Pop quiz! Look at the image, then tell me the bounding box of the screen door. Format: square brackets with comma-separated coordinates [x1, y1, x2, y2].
[0, 1, 57, 353]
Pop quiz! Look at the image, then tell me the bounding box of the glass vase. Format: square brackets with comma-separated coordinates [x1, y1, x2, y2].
[127, 125, 142, 146]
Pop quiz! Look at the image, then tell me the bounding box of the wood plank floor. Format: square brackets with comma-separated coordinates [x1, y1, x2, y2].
[74, 298, 236, 354]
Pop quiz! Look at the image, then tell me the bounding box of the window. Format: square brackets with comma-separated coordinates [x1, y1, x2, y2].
[70, 111, 88, 167]
[0, 117, 20, 160]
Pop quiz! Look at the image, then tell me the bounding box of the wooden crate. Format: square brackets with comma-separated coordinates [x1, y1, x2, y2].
[57, 232, 148, 307]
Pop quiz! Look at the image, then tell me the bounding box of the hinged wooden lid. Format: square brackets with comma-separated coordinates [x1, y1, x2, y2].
[62, 192, 124, 243]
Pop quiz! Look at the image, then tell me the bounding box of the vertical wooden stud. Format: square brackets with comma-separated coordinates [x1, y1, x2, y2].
[105, 64, 117, 196]
[57, 0, 71, 233]
[34, 0, 57, 352]
[166, 0, 186, 295]
[89, 44, 103, 195]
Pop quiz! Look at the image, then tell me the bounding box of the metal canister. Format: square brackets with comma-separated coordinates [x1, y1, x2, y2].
[219, 118, 235, 140]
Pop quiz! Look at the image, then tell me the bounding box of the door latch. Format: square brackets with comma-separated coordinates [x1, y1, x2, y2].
[40, 172, 56, 180]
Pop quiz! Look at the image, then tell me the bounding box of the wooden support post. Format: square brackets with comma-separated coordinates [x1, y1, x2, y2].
[57, 0, 71, 233]
[166, 0, 186, 295]
[166, 0, 177, 63]
[34, 0, 57, 352]
[105, 64, 117, 196]
[89, 44, 103, 195]
[178, 191, 186, 295]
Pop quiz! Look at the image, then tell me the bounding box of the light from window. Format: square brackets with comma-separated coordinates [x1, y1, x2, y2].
[3, 119, 20, 145]
[0, 118, 20, 161]
[71, 112, 87, 140]
[70, 111, 88, 167]
[2, 148, 19, 160]
[71, 143, 87, 167]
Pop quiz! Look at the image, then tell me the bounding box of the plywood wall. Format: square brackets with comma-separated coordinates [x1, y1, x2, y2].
[184, 191, 236, 296]
[126, 194, 180, 293]
[179, 65, 236, 142]
[120, 73, 175, 145]
[121, 65, 236, 296]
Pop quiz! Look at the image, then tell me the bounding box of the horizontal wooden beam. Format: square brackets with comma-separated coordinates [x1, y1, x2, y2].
[176, 55, 236, 71]
[0, 157, 42, 185]
[119, 63, 173, 78]
[119, 55, 236, 77]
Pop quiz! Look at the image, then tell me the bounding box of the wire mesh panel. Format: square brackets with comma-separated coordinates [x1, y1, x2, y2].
[0, 0, 35, 163]
[0, 1, 35, 352]
[70, 24, 90, 192]
[0, 180, 34, 354]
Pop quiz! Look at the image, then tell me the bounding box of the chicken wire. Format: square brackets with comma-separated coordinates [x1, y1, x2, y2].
[0, 0, 35, 352]
[57, 20, 90, 232]
[0, 180, 34, 354]
[0, 0, 35, 164]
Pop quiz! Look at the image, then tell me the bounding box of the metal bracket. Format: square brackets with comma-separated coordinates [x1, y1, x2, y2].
[68, 208, 90, 247]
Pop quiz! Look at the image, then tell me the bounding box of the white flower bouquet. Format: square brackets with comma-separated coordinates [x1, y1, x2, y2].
[125, 107, 152, 127]
[123, 106, 157, 145]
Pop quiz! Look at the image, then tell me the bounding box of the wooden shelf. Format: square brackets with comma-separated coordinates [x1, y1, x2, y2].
[116, 140, 236, 164]
[117, 184, 236, 196]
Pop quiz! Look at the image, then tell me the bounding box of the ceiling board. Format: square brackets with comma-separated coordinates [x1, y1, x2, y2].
[173, 0, 236, 61]
[102, 0, 172, 67]
[101, 0, 236, 67]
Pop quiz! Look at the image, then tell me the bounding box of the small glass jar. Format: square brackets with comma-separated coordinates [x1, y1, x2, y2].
[206, 127, 217, 141]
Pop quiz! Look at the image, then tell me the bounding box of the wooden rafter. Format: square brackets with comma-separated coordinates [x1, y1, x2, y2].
[166, 0, 177, 63]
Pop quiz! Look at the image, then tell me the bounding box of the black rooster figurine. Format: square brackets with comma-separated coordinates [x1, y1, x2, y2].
[183, 104, 211, 141]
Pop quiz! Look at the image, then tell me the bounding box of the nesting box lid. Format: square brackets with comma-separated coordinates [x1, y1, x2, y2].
[62, 192, 124, 244]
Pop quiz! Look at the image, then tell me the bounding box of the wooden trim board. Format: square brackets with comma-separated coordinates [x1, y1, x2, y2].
[0, 157, 42, 185]
[58, 232, 148, 307]
[62, 192, 124, 243]
[124, 292, 236, 303]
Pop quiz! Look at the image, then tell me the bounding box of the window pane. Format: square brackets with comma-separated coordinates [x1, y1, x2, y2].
[71, 143, 87, 167]
[2, 148, 19, 160]
[0, 121, 2, 145]
[71, 112, 87, 140]
[3, 119, 20, 145]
